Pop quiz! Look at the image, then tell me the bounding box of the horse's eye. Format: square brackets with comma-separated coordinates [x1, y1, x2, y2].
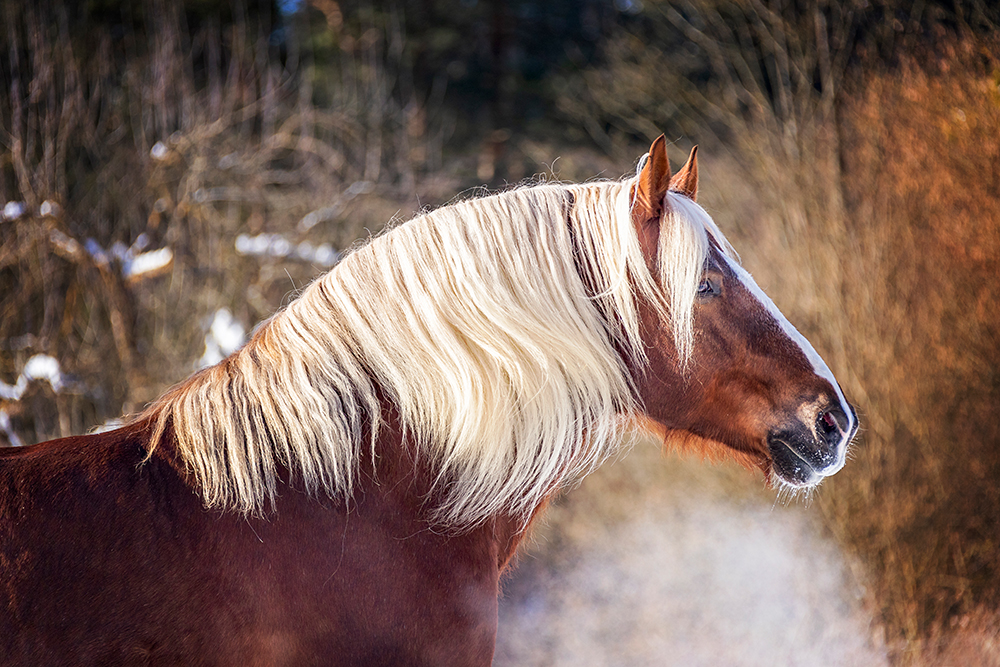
[697, 277, 719, 298]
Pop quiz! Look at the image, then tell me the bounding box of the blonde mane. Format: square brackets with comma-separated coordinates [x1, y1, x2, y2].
[142, 178, 734, 527]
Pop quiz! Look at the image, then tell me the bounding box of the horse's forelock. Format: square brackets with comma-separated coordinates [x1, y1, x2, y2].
[656, 192, 737, 366]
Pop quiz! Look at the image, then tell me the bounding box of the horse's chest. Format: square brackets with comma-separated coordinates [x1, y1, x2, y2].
[214, 495, 503, 665]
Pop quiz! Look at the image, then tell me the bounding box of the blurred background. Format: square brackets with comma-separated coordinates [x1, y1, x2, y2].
[1, 0, 998, 664]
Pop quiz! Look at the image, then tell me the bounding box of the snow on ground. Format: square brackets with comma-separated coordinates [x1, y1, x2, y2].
[495, 442, 888, 667]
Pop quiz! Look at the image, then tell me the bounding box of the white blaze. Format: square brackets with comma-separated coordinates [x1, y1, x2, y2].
[721, 255, 854, 475]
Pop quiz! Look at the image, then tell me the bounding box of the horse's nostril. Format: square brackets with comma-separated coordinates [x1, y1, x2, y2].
[818, 410, 839, 436]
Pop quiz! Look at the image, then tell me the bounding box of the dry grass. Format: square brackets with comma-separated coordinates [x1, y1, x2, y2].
[0, 1, 465, 438]
[825, 31, 1000, 660]
[689, 25, 1000, 666]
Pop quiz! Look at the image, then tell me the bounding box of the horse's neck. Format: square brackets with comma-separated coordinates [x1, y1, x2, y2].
[363, 399, 537, 571]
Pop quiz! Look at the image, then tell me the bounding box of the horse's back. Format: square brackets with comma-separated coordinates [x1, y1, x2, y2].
[0, 426, 501, 666]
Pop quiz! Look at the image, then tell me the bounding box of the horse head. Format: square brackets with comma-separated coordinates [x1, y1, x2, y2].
[630, 136, 857, 491]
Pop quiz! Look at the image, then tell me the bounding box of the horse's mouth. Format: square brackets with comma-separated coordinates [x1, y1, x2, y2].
[768, 437, 825, 487]
[767, 405, 855, 488]
[768, 434, 848, 488]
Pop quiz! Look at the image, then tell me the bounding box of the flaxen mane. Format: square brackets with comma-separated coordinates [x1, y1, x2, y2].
[141, 178, 734, 527]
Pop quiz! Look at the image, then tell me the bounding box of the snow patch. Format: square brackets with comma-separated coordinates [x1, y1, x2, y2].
[0, 409, 24, 447]
[0, 354, 65, 401]
[2, 201, 27, 221]
[235, 233, 339, 267]
[197, 308, 246, 368]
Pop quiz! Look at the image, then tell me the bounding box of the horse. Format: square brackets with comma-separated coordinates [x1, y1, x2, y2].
[0, 136, 857, 665]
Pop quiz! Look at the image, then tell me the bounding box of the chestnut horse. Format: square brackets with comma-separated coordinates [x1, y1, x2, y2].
[0, 137, 856, 665]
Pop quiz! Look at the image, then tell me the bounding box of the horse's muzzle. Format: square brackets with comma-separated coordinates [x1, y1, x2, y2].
[768, 403, 858, 487]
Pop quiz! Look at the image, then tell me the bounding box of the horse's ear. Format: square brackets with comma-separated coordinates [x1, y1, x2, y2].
[669, 145, 698, 202]
[632, 135, 671, 222]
